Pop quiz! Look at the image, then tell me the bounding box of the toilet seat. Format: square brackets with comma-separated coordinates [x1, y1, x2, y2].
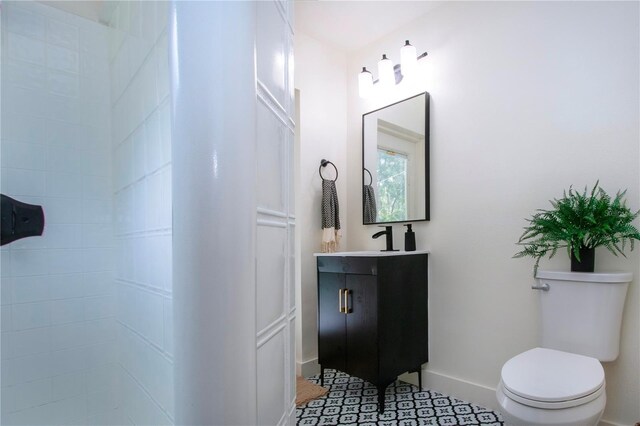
[501, 347, 605, 410]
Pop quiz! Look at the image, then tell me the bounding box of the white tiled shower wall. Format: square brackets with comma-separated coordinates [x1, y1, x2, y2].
[107, 1, 173, 424]
[0, 2, 118, 424]
[1, 1, 173, 424]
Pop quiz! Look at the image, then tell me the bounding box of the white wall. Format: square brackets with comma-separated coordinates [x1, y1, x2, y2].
[345, 2, 639, 424]
[0, 2, 117, 424]
[294, 32, 348, 376]
[107, 1, 173, 424]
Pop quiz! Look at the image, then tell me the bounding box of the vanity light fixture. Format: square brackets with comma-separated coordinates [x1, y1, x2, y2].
[358, 40, 428, 98]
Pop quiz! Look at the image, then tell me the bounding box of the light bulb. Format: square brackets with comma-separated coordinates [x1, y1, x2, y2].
[358, 67, 373, 98]
[400, 40, 417, 80]
[378, 54, 395, 88]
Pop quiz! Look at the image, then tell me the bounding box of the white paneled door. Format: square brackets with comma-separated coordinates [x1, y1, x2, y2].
[171, 1, 295, 425]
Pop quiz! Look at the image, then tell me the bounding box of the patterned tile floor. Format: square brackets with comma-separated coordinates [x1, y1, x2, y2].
[296, 369, 504, 426]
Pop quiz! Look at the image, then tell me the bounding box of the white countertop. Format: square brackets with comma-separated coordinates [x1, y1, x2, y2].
[314, 250, 429, 257]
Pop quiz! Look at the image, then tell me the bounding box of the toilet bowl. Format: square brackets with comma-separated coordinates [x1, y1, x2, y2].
[496, 348, 606, 426]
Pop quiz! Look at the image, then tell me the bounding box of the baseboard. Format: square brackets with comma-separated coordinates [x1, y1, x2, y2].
[417, 369, 501, 413]
[598, 420, 628, 426]
[296, 358, 320, 378]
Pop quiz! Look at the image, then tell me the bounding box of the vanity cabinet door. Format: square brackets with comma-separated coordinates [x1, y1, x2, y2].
[345, 274, 378, 384]
[318, 272, 347, 373]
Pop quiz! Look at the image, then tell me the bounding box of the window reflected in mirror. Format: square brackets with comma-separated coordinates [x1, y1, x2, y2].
[363, 92, 430, 224]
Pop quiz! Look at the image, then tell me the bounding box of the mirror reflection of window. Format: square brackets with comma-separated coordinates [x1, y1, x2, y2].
[362, 92, 429, 224]
[377, 148, 408, 222]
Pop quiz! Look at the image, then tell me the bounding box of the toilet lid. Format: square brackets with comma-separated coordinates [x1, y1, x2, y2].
[501, 347, 605, 404]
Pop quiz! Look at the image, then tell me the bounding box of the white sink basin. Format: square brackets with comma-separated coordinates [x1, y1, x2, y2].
[314, 249, 429, 257]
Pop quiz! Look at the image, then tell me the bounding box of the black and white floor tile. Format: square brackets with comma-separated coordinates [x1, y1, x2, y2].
[296, 369, 504, 426]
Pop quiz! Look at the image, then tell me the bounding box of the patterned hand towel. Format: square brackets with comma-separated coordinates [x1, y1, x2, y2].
[321, 179, 341, 252]
[363, 184, 377, 223]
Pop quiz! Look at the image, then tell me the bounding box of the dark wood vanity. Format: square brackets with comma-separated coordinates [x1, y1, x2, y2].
[316, 252, 428, 412]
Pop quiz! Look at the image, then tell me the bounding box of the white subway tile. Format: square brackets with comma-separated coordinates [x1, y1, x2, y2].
[162, 236, 172, 293]
[6, 85, 49, 118]
[144, 109, 162, 171]
[1, 142, 47, 171]
[158, 99, 172, 165]
[84, 295, 116, 320]
[50, 346, 88, 376]
[145, 173, 162, 230]
[8, 33, 46, 65]
[2, 113, 48, 144]
[2, 377, 52, 413]
[163, 298, 173, 356]
[140, 291, 163, 347]
[2, 309, 12, 333]
[7, 5, 46, 39]
[1, 251, 13, 279]
[3, 403, 54, 426]
[132, 181, 147, 232]
[1, 168, 46, 198]
[47, 394, 88, 425]
[132, 238, 148, 284]
[47, 69, 79, 98]
[83, 174, 111, 199]
[86, 363, 119, 394]
[44, 170, 83, 198]
[46, 94, 81, 123]
[140, 1, 157, 43]
[11, 249, 49, 277]
[12, 275, 50, 303]
[2, 351, 52, 386]
[155, 32, 170, 102]
[49, 273, 85, 300]
[82, 224, 114, 249]
[51, 298, 85, 325]
[82, 198, 112, 225]
[44, 197, 84, 224]
[141, 57, 158, 118]
[44, 224, 83, 249]
[86, 341, 118, 368]
[52, 371, 85, 401]
[159, 166, 172, 229]
[47, 18, 79, 50]
[48, 249, 84, 275]
[7, 326, 52, 358]
[5, 59, 47, 91]
[155, 2, 169, 37]
[82, 248, 114, 273]
[84, 272, 114, 297]
[46, 119, 80, 148]
[87, 387, 119, 417]
[132, 125, 146, 181]
[84, 146, 111, 177]
[47, 44, 79, 74]
[84, 319, 116, 346]
[51, 322, 86, 350]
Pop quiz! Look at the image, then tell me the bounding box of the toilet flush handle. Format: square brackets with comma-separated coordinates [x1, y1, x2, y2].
[531, 282, 550, 291]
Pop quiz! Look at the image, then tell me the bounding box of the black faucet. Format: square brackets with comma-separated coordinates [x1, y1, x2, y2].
[372, 225, 398, 252]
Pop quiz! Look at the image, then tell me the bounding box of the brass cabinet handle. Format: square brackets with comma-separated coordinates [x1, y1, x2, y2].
[339, 288, 344, 313]
[344, 289, 351, 314]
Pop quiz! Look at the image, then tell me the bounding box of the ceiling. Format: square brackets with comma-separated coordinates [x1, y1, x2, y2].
[40, 0, 439, 52]
[39, 1, 107, 23]
[294, 1, 441, 52]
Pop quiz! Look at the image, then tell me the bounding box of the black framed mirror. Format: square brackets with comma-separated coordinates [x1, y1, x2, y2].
[362, 92, 430, 224]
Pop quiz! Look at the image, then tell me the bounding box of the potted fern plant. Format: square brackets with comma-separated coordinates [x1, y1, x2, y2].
[514, 182, 640, 275]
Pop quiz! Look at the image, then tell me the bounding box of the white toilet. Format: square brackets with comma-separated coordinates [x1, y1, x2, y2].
[496, 270, 631, 426]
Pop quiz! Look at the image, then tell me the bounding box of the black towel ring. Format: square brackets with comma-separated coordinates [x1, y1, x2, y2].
[319, 159, 338, 182]
[364, 168, 373, 186]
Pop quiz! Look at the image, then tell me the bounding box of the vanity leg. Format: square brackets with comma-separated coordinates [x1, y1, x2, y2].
[320, 366, 324, 387]
[415, 368, 422, 390]
[377, 384, 386, 413]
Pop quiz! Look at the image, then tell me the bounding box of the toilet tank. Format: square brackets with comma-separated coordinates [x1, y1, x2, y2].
[535, 270, 632, 362]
